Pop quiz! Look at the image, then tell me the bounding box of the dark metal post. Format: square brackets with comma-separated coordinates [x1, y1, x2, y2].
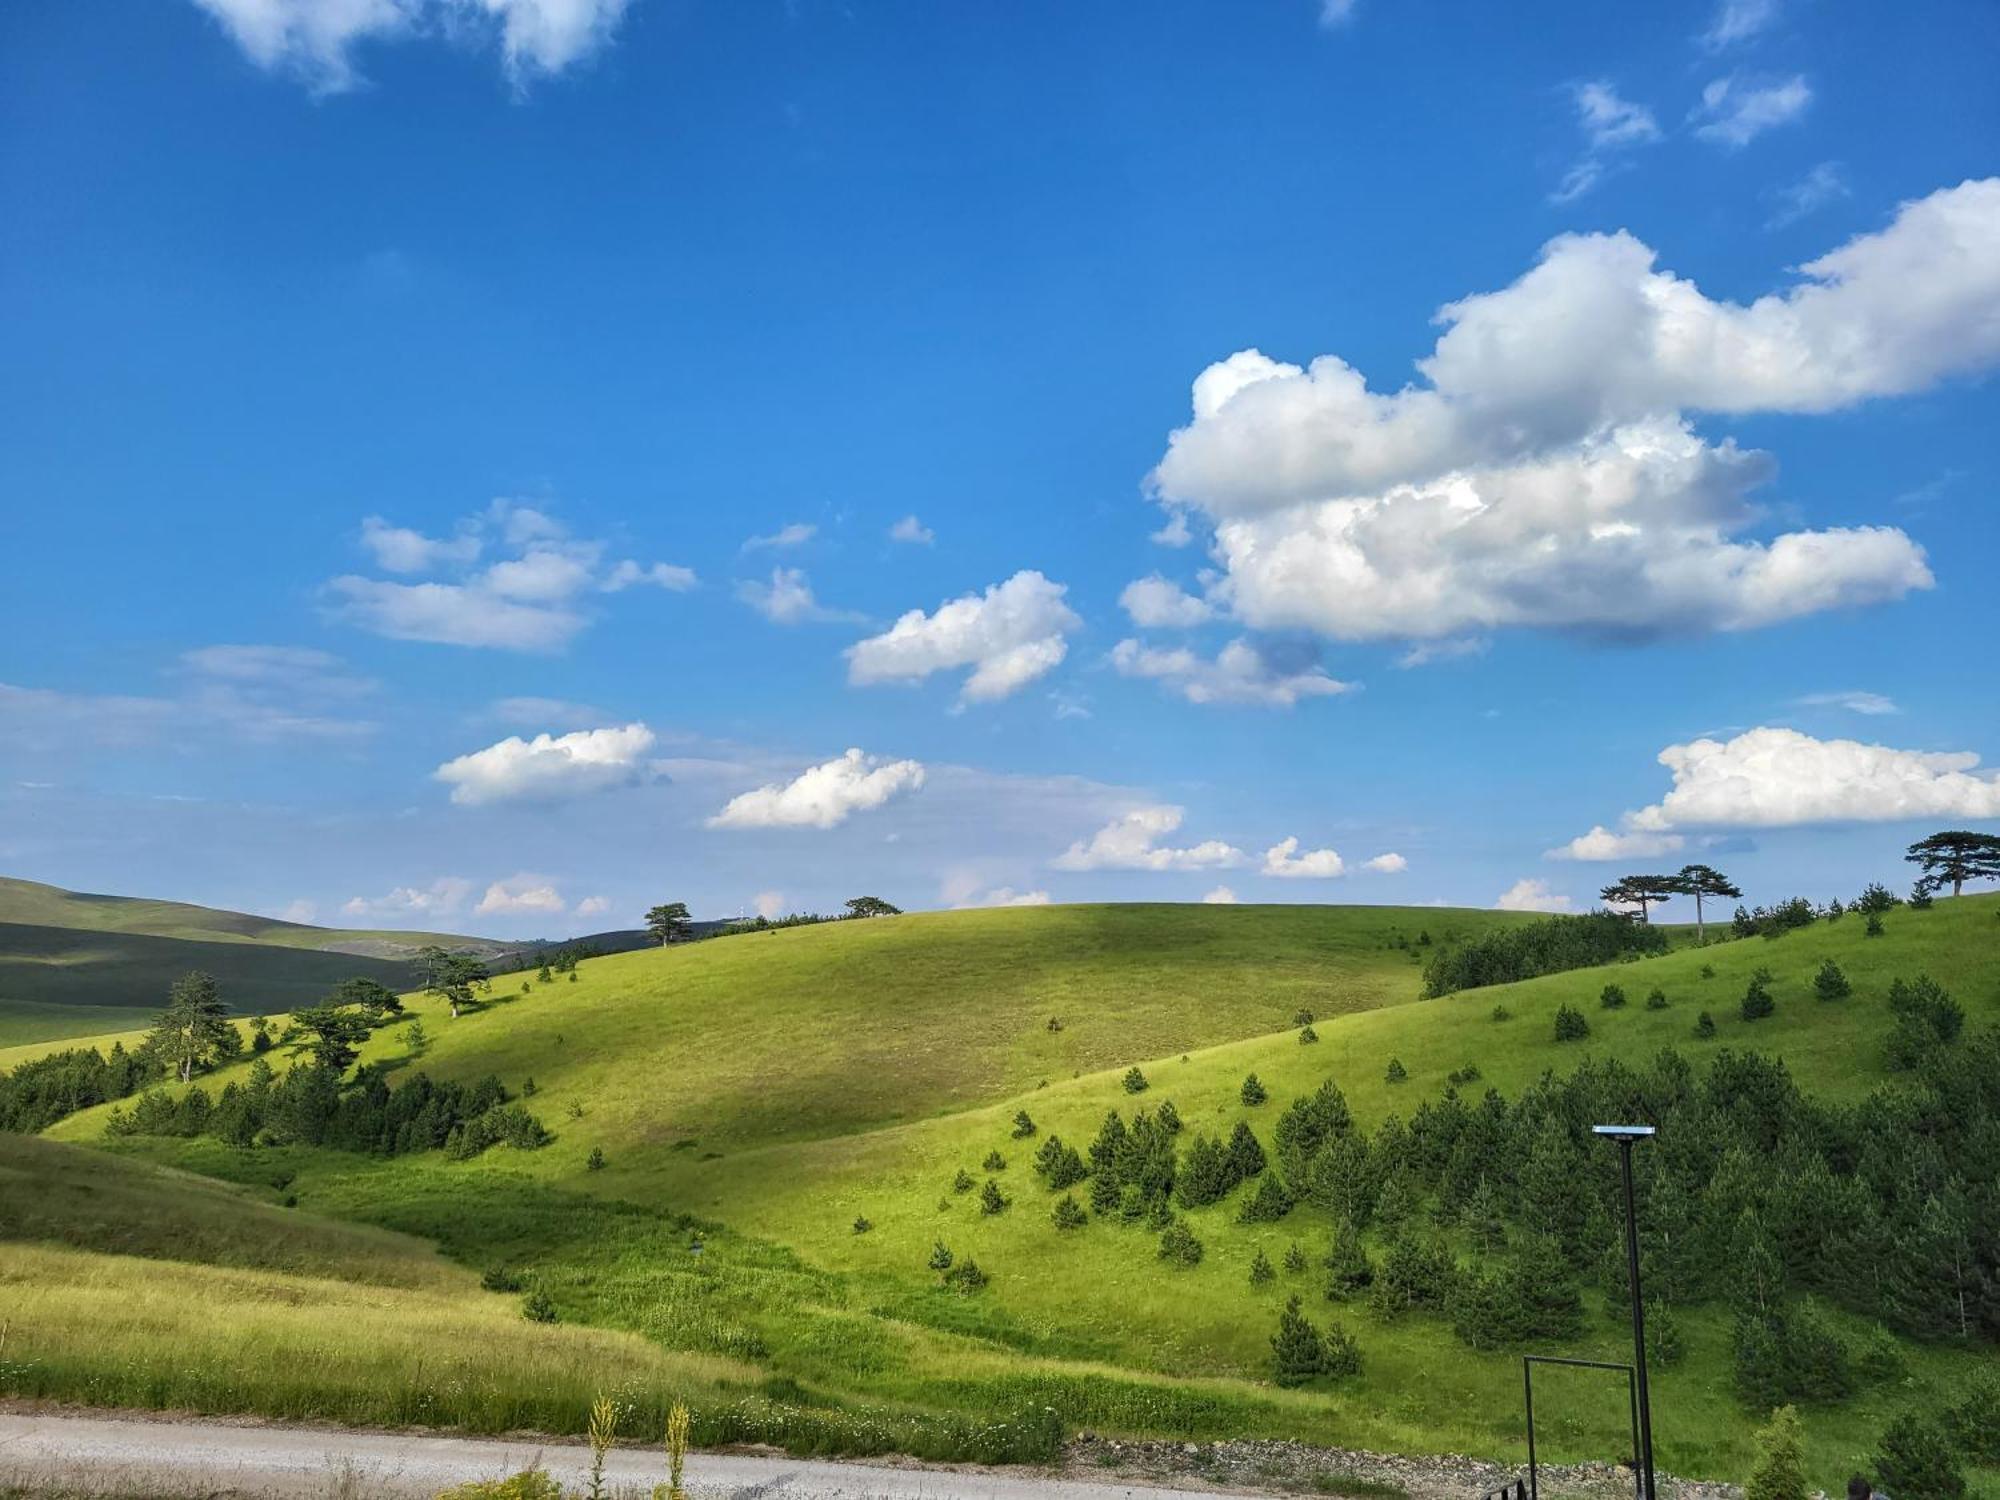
[1523, 1357, 1538, 1500]
[1617, 1138, 1657, 1500]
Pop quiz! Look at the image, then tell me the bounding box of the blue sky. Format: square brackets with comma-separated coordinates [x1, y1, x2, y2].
[2, 0, 1996, 936]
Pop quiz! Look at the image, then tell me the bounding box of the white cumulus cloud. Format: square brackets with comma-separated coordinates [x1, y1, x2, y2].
[1363, 852, 1408, 873]
[754, 890, 786, 919]
[735, 567, 860, 625]
[342, 877, 474, 920]
[434, 723, 658, 805]
[1496, 878, 1572, 913]
[1119, 575, 1214, 628]
[888, 515, 935, 545]
[1614, 727, 2000, 831]
[958, 886, 1052, 908]
[574, 895, 611, 918]
[475, 874, 566, 917]
[1053, 806, 1244, 872]
[1111, 638, 1352, 708]
[1546, 824, 1688, 862]
[602, 560, 697, 592]
[1149, 181, 2000, 646]
[1262, 836, 1346, 879]
[1202, 884, 1240, 904]
[187, 0, 630, 93]
[847, 570, 1081, 703]
[708, 748, 926, 830]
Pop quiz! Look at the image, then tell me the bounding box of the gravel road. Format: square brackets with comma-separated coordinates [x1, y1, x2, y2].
[0, 1410, 1244, 1500]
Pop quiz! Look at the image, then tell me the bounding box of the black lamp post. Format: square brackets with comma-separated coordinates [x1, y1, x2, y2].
[1593, 1124, 1657, 1500]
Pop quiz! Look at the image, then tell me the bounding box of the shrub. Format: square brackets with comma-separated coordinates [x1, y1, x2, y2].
[1874, 1412, 1967, 1500]
[521, 1076, 537, 1096]
[1271, 1296, 1325, 1386]
[1323, 1219, 1373, 1301]
[1490, 1004, 1512, 1022]
[943, 1258, 989, 1293]
[586, 1146, 607, 1171]
[1248, 1249, 1277, 1285]
[1741, 968, 1776, 1022]
[979, 1179, 1009, 1216]
[437, 1472, 566, 1500]
[1293, 1008, 1316, 1027]
[1856, 882, 1897, 914]
[983, 1149, 1007, 1172]
[927, 1240, 954, 1272]
[1384, 1058, 1408, 1083]
[1644, 988, 1668, 1011]
[1909, 884, 1934, 910]
[1865, 912, 1886, 938]
[1696, 1010, 1717, 1039]
[1600, 983, 1628, 1010]
[1299, 1024, 1319, 1045]
[1046, 1016, 1063, 1032]
[1051, 1194, 1087, 1231]
[1815, 960, 1852, 1002]
[953, 1168, 975, 1193]
[1122, 1067, 1149, 1094]
[1237, 1173, 1293, 1224]
[1284, 1243, 1308, 1275]
[1319, 1319, 1363, 1378]
[481, 1266, 524, 1293]
[852, 1216, 873, 1235]
[1241, 1073, 1268, 1106]
[1446, 1063, 1481, 1086]
[1156, 1099, 1182, 1135]
[1553, 1004, 1590, 1042]
[1159, 1219, 1204, 1267]
[1944, 1378, 2000, 1464]
[521, 1288, 557, 1323]
[1700, 963, 1716, 979]
[1011, 1110, 1037, 1138]
[1745, 1406, 1808, 1500]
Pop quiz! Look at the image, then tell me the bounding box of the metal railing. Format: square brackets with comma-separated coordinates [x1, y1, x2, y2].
[1522, 1355, 1641, 1500]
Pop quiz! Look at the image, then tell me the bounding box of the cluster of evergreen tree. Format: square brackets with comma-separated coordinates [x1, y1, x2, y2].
[1084, 1105, 1181, 1222]
[0, 1042, 159, 1132]
[1176, 1122, 1268, 1208]
[1421, 912, 1668, 997]
[107, 1058, 551, 1160]
[1218, 995, 1998, 1397]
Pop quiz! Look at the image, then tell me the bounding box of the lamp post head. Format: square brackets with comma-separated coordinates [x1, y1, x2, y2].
[1592, 1124, 1657, 1140]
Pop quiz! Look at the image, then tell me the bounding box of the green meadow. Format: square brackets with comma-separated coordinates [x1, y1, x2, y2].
[7, 897, 1998, 1494]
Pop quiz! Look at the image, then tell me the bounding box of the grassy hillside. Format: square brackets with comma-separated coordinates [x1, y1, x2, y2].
[0, 1134, 755, 1433]
[13, 898, 1998, 1492]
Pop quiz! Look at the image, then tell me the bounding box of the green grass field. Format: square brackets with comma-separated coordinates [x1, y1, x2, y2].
[7, 897, 1998, 1494]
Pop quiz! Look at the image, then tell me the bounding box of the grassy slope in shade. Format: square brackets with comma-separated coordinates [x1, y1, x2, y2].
[18, 898, 2000, 1494]
[0, 1134, 753, 1431]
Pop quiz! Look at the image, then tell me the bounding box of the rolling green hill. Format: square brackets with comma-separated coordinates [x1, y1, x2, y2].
[9, 897, 1998, 1493]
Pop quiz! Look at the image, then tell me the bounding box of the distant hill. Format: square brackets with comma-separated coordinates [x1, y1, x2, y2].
[0, 876, 506, 1044]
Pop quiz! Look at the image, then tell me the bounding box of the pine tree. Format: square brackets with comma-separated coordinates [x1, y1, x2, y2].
[1159, 1218, 1204, 1266]
[953, 1168, 975, 1193]
[1237, 1173, 1293, 1224]
[1319, 1318, 1363, 1377]
[983, 1149, 1007, 1172]
[1240, 1073, 1268, 1106]
[979, 1179, 1008, 1216]
[1299, 1024, 1319, 1045]
[1600, 983, 1628, 1010]
[1249, 1248, 1276, 1285]
[1227, 1121, 1267, 1180]
[1645, 987, 1669, 1011]
[1875, 1412, 1967, 1500]
[1270, 1295, 1325, 1387]
[928, 1240, 954, 1272]
[1741, 968, 1777, 1022]
[1463, 1176, 1507, 1254]
[1745, 1406, 1808, 1500]
[1553, 1004, 1590, 1042]
[1323, 1218, 1374, 1300]
[1283, 1242, 1308, 1275]
[1011, 1110, 1037, 1138]
[1122, 1066, 1149, 1094]
[1814, 960, 1852, 1002]
[1384, 1057, 1408, 1084]
[1696, 1010, 1717, 1039]
[147, 971, 233, 1084]
[1052, 1194, 1087, 1231]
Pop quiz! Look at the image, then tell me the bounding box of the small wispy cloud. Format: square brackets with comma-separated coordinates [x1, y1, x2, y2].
[1793, 690, 1900, 717]
[1766, 161, 1850, 228]
[1691, 74, 1812, 148]
[1699, 0, 1781, 51]
[1551, 81, 1661, 203]
[743, 522, 817, 552]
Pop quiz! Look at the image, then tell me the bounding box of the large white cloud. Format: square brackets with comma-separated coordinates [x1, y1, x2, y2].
[1547, 824, 1688, 862]
[707, 748, 926, 830]
[1262, 837, 1345, 879]
[1112, 637, 1351, 708]
[1052, 806, 1243, 872]
[1617, 727, 2000, 831]
[329, 502, 694, 652]
[1496, 878, 1572, 913]
[1148, 181, 2000, 643]
[475, 874, 567, 917]
[435, 723, 658, 806]
[187, 0, 630, 92]
[847, 570, 1081, 703]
